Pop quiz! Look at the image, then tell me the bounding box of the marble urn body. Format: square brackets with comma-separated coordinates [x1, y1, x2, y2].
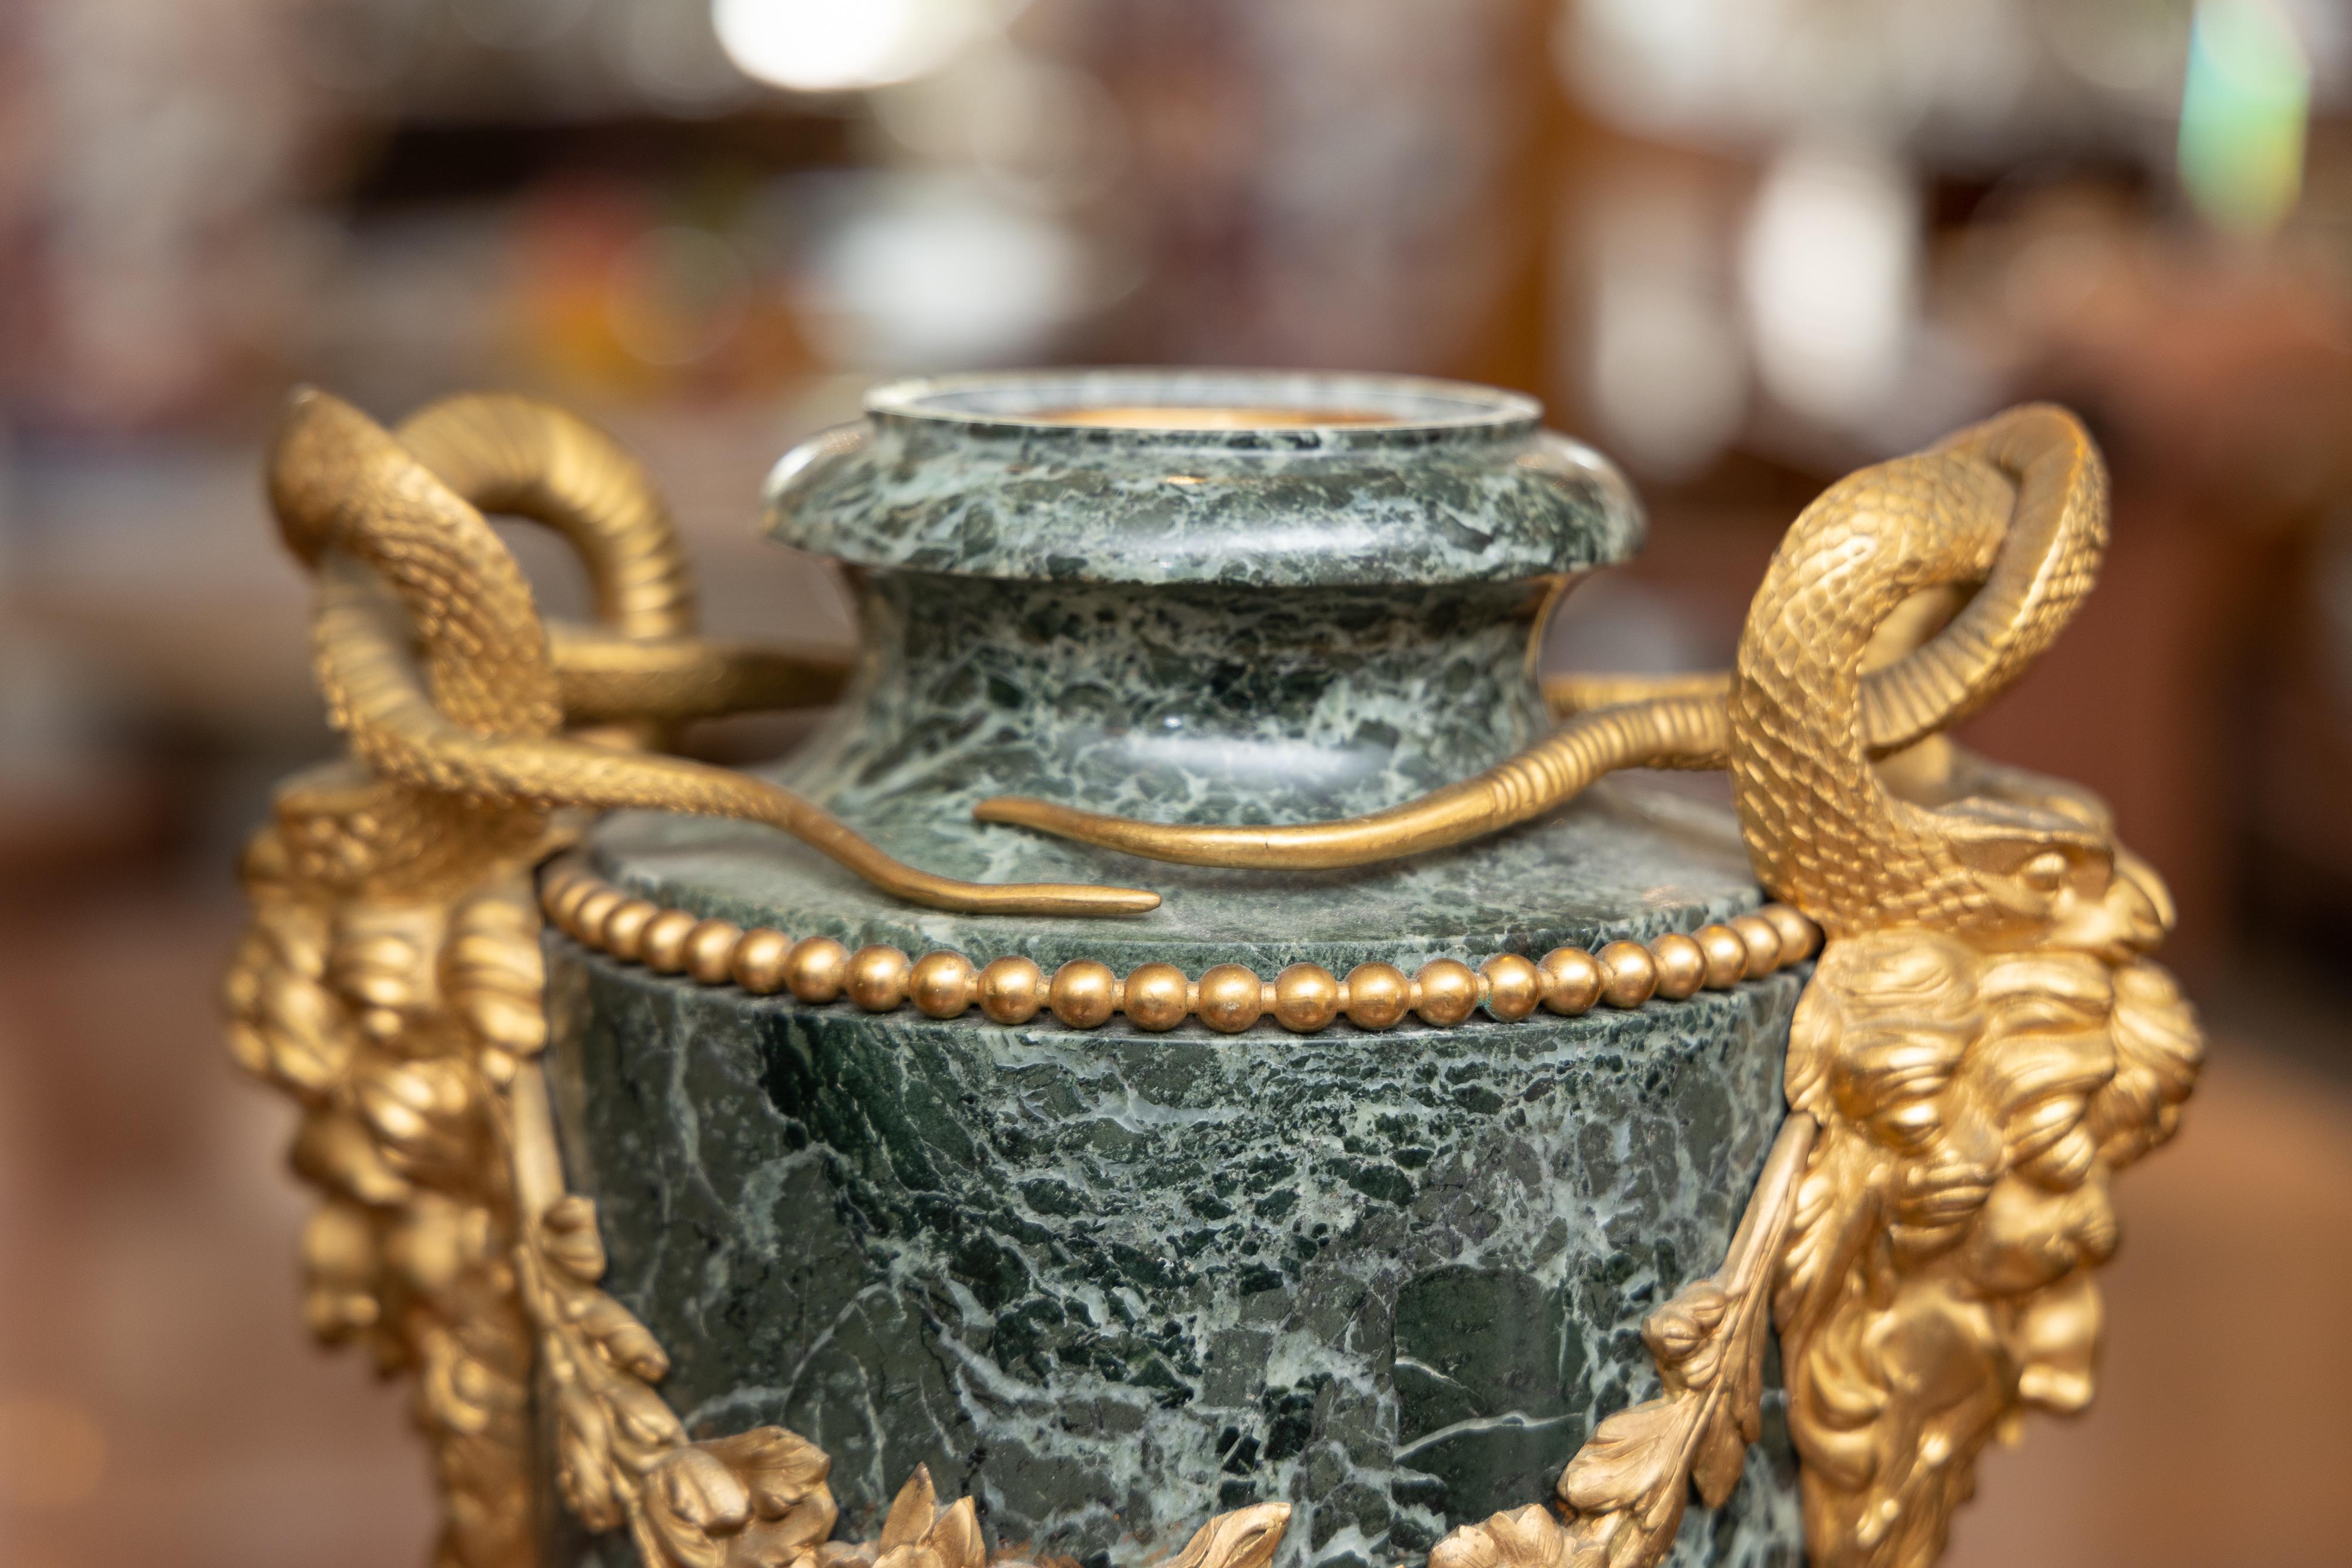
[544, 372, 1806, 1568]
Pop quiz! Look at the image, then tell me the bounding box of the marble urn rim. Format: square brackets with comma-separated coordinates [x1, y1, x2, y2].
[761, 367, 1646, 589]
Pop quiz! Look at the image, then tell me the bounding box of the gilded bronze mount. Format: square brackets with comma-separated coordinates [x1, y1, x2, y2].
[539, 857, 1820, 1031]
[225, 385, 2201, 1568]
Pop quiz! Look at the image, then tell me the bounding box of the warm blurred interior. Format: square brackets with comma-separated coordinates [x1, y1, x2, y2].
[4, 2, 2350, 1565]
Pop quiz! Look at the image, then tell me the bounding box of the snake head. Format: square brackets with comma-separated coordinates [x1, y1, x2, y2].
[1934, 794, 2115, 943]
[2044, 844, 2174, 961]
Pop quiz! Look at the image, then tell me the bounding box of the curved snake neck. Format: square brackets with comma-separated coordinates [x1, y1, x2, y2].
[1730, 404, 2109, 941]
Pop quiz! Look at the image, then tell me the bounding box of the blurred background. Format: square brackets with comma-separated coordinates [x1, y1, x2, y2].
[2, 1, 2349, 1564]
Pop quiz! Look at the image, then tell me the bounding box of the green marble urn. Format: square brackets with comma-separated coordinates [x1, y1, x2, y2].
[239, 372, 2201, 1568]
[544, 371, 1805, 1568]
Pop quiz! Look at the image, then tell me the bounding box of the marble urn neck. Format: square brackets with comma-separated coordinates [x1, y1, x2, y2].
[584, 370, 1747, 971]
[762, 369, 1642, 823]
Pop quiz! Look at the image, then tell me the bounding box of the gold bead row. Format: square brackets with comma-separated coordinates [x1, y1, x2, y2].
[537, 860, 1819, 1035]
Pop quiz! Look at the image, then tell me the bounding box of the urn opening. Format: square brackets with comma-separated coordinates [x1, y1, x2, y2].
[865, 368, 1538, 439]
[1025, 404, 1398, 429]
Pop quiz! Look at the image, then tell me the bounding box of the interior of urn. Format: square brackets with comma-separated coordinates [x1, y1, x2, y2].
[873, 370, 1537, 433]
[1025, 404, 1402, 429]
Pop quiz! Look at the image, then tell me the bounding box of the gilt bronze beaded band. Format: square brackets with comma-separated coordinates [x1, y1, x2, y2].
[539, 857, 1820, 1033]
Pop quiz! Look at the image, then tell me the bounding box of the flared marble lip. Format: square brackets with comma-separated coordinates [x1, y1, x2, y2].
[768, 366, 1640, 587]
[863, 367, 1542, 442]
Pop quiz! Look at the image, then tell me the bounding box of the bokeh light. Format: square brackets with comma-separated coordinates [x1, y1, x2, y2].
[1740, 142, 1919, 431]
[711, 0, 1009, 93]
[2180, 0, 2311, 234]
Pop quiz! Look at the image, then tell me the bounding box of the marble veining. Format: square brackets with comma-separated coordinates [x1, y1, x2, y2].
[546, 947, 1806, 1568]
[765, 371, 1643, 589]
[586, 560, 1775, 974]
[552, 369, 1805, 1567]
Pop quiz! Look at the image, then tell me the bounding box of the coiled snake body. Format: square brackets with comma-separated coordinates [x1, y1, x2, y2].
[263, 389, 1158, 915]
[266, 385, 2111, 929]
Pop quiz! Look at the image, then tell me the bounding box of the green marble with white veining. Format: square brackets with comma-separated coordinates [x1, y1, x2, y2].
[548, 955, 1804, 1568]
[548, 372, 1805, 1568]
[763, 370, 1642, 589]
